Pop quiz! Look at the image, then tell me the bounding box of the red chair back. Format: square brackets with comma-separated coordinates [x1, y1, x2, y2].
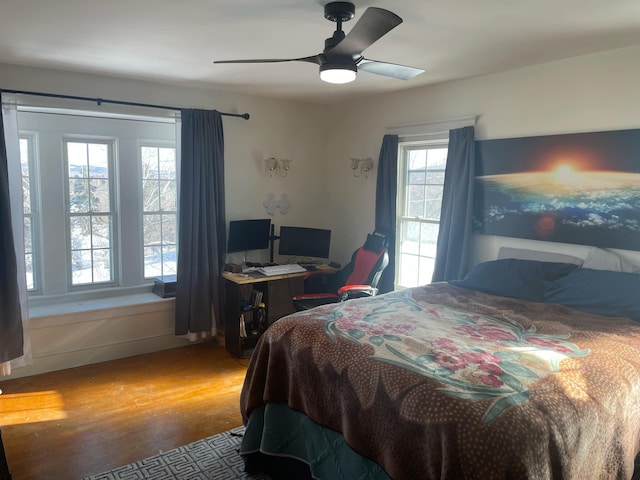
[345, 247, 387, 286]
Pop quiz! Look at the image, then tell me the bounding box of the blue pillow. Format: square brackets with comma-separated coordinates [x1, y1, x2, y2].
[449, 259, 578, 302]
[543, 268, 640, 321]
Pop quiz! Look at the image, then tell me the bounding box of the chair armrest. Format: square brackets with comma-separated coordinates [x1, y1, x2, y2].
[337, 284, 378, 301]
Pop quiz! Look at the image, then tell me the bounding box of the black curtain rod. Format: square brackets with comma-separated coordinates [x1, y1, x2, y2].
[0, 88, 250, 120]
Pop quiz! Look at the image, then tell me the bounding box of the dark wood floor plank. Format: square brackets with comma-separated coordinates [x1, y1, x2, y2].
[0, 342, 248, 479]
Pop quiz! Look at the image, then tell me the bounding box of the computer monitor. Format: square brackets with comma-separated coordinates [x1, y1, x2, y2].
[278, 226, 331, 259]
[227, 219, 271, 253]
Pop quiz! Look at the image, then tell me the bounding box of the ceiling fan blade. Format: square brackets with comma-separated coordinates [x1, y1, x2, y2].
[329, 7, 402, 57]
[357, 58, 425, 80]
[214, 55, 322, 65]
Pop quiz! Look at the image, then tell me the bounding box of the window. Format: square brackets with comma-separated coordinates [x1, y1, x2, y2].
[141, 145, 177, 279]
[19, 134, 38, 291]
[396, 142, 448, 289]
[65, 140, 115, 285]
[18, 110, 176, 299]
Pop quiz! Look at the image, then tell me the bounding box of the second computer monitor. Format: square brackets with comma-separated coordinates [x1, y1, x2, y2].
[278, 226, 331, 260]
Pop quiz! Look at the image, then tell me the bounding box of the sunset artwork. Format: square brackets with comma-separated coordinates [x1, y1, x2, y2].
[473, 129, 640, 250]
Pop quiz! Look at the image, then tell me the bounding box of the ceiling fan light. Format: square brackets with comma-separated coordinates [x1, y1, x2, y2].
[319, 63, 357, 84]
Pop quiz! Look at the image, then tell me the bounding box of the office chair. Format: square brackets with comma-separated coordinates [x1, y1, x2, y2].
[292, 231, 389, 311]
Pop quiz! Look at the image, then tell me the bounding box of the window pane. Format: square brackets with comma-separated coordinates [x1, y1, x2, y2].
[22, 175, 31, 213]
[25, 253, 34, 290]
[427, 148, 448, 168]
[426, 170, 445, 184]
[399, 220, 420, 255]
[92, 249, 112, 283]
[398, 253, 419, 288]
[407, 185, 426, 217]
[69, 179, 90, 213]
[89, 179, 110, 212]
[144, 246, 162, 278]
[88, 144, 108, 178]
[70, 216, 91, 249]
[67, 142, 88, 178]
[424, 185, 444, 220]
[420, 223, 439, 256]
[71, 249, 92, 284]
[162, 245, 177, 275]
[23, 217, 32, 252]
[408, 150, 426, 168]
[92, 216, 111, 248]
[418, 256, 435, 286]
[162, 214, 176, 244]
[159, 148, 175, 180]
[144, 214, 162, 245]
[408, 170, 426, 184]
[159, 180, 176, 211]
[20, 139, 29, 175]
[141, 147, 159, 179]
[142, 179, 160, 212]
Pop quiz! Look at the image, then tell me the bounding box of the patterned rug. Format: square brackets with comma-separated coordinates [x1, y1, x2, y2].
[83, 426, 270, 480]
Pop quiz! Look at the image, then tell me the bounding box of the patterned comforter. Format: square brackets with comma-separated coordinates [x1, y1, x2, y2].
[240, 283, 640, 479]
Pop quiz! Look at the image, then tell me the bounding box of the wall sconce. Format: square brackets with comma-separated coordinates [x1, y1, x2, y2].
[265, 157, 292, 177]
[350, 158, 374, 178]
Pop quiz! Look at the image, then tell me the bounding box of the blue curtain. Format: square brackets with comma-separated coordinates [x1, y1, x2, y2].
[0, 109, 24, 362]
[374, 134, 399, 294]
[432, 126, 475, 282]
[175, 109, 226, 335]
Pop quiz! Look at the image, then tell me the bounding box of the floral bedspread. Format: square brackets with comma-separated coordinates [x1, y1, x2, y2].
[241, 283, 640, 479]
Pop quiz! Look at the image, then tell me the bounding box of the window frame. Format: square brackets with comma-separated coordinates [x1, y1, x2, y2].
[63, 137, 118, 288]
[19, 132, 41, 293]
[17, 108, 177, 302]
[139, 142, 178, 280]
[395, 137, 449, 289]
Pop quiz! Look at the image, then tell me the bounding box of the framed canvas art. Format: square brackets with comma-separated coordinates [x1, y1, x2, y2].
[473, 129, 640, 251]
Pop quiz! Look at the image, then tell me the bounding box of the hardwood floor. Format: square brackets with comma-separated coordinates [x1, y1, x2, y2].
[0, 342, 249, 479]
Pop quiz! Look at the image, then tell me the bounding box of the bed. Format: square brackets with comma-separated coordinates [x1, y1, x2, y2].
[238, 252, 640, 479]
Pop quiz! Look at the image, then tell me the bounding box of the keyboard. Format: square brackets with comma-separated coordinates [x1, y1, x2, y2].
[257, 263, 307, 276]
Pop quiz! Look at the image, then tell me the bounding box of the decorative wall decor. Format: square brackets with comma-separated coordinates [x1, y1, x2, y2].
[264, 157, 292, 177]
[473, 128, 640, 251]
[263, 193, 291, 215]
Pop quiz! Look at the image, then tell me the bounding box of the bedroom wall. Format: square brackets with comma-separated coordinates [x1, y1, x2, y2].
[0, 63, 331, 378]
[5, 44, 640, 378]
[322, 44, 640, 268]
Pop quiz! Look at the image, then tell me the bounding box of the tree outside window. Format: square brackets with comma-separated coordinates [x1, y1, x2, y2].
[141, 145, 177, 279]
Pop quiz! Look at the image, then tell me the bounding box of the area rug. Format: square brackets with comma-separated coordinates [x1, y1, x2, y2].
[83, 426, 270, 480]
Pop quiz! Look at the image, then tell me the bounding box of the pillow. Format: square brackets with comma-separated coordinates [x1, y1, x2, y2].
[497, 246, 583, 265]
[581, 247, 622, 271]
[449, 259, 578, 302]
[543, 268, 640, 321]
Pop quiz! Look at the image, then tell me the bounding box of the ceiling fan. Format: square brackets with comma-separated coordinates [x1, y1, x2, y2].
[214, 1, 425, 84]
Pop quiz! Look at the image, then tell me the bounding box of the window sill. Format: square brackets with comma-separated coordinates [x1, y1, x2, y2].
[28, 286, 175, 326]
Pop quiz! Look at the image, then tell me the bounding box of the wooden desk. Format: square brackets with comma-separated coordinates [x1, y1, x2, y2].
[221, 270, 309, 358]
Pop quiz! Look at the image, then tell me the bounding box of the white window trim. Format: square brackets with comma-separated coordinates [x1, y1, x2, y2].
[396, 140, 449, 289]
[63, 136, 118, 289]
[20, 132, 42, 293]
[387, 115, 476, 140]
[138, 141, 178, 280]
[17, 107, 177, 306]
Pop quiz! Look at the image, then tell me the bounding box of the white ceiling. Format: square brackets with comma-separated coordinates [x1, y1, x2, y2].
[2, 0, 640, 105]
